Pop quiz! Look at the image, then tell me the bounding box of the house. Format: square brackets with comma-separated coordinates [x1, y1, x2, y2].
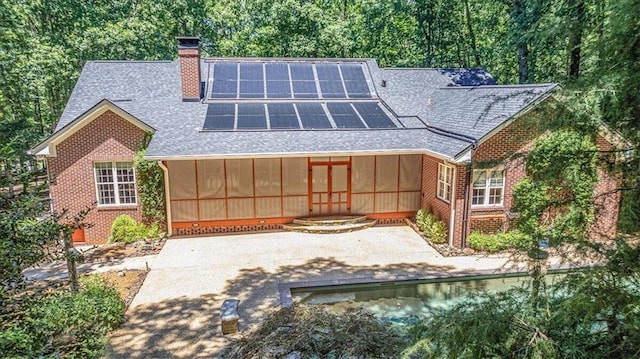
[31, 37, 623, 246]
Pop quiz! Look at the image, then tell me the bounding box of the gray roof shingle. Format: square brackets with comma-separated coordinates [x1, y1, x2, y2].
[49, 58, 555, 161]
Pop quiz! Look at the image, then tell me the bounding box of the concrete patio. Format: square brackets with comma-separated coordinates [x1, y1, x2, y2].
[105, 225, 522, 358]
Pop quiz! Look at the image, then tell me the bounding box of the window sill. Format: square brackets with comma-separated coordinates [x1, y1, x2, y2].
[436, 197, 451, 204]
[96, 205, 139, 212]
[470, 205, 504, 210]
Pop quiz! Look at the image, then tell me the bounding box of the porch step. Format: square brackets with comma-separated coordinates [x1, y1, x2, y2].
[282, 219, 377, 234]
[292, 215, 368, 226]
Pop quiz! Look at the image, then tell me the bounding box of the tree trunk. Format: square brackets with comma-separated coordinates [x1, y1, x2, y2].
[464, 0, 481, 67]
[512, 0, 530, 83]
[567, 0, 586, 82]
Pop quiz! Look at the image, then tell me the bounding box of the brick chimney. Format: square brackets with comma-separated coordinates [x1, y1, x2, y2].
[177, 36, 201, 101]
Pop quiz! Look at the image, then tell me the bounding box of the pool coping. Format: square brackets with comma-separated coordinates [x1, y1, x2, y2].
[277, 264, 593, 307]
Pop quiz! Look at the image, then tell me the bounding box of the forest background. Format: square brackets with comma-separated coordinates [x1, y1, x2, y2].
[0, 0, 638, 231]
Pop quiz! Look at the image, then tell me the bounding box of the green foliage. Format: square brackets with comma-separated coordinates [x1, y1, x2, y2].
[134, 148, 166, 229]
[415, 208, 448, 244]
[404, 240, 640, 359]
[468, 230, 532, 252]
[224, 305, 406, 358]
[513, 129, 599, 244]
[0, 276, 125, 358]
[109, 214, 158, 244]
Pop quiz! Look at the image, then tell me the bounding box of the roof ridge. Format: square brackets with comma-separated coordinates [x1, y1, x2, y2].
[203, 57, 374, 62]
[437, 83, 557, 90]
[89, 60, 174, 64]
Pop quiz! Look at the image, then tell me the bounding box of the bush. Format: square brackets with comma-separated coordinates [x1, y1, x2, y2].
[415, 208, 448, 244]
[109, 214, 157, 243]
[135, 149, 166, 229]
[0, 276, 125, 358]
[468, 230, 531, 252]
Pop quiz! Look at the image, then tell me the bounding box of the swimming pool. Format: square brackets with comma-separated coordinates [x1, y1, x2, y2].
[290, 272, 565, 325]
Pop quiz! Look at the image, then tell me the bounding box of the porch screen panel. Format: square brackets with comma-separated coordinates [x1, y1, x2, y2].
[226, 159, 254, 197]
[171, 200, 198, 221]
[197, 160, 225, 198]
[375, 155, 399, 192]
[198, 199, 226, 220]
[227, 198, 254, 218]
[375, 192, 398, 213]
[399, 155, 422, 191]
[283, 196, 308, 217]
[256, 197, 281, 218]
[398, 191, 421, 211]
[168, 161, 197, 200]
[351, 193, 373, 213]
[282, 158, 307, 195]
[254, 158, 281, 196]
[351, 156, 374, 193]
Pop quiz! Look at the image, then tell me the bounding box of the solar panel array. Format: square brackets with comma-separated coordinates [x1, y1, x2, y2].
[210, 62, 371, 99]
[203, 102, 396, 131]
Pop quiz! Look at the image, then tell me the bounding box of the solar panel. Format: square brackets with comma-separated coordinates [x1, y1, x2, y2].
[340, 64, 370, 98]
[211, 80, 237, 98]
[353, 102, 395, 128]
[212, 62, 238, 98]
[266, 81, 291, 98]
[339, 63, 366, 81]
[265, 63, 289, 81]
[237, 103, 267, 129]
[316, 63, 341, 81]
[203, 103, 235, 130]
[268, 103, 299, 129]
[319, 80, 346, 98]
[214, 62, 237, 80]
[290, 63, 315, 80]
[239, 80, 264, 98]
[292, 80, 318, 98]
[326, 103, 365, 128]
[296, 103, 332, 129]
[239, 63, 264, 80]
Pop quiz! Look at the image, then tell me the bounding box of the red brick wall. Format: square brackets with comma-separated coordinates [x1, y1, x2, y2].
[178, 47, 200, 100]
[48, 110, 146, 244]
[451, 164, 468, 247]
[421, 155, 451, 225]
[463, 113, 621, 244]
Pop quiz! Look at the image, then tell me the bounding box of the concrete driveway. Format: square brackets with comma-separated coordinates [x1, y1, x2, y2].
[106, 225, 513, 358]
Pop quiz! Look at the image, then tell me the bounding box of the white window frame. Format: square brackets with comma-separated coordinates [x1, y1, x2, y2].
[471, 168, 505, 207]
[94, 162, 137, 206]
[437, 163, 453, 202]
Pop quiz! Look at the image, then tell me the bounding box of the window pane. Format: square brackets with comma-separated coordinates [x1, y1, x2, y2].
[473, 171, 486, 187]
[489, 188, 503, 205]
[472, 188, 485, 205]
[118, 183, 137, 204]
[97, 183, 116, 205]
[490, 170, 504, 187]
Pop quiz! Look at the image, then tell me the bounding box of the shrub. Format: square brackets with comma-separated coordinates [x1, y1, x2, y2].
[415, 208, 448, 244]
[135, 149, 166, 229]
[0, 276, 125, 358]
[109, 214, 155, 243]
[468, 230, 531, 252]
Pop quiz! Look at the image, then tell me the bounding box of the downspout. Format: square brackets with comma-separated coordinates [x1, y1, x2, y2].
[460, 146, 477, 249]
[158, 161, 172, 237]
[448, 163, 457, 247]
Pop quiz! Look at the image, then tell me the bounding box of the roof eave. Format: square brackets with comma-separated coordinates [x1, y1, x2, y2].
[30, 99, 155, 157]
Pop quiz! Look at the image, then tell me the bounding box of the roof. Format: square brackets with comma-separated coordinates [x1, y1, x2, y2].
[37, 58, 558, 161]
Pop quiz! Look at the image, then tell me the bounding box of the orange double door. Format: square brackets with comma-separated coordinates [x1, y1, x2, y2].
[308, 158, 351, 215]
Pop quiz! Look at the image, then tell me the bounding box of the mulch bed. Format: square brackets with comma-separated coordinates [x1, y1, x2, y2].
[80, 237, 166, 263]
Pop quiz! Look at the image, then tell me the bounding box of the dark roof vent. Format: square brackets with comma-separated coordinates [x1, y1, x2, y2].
[381, 79, 387, 87]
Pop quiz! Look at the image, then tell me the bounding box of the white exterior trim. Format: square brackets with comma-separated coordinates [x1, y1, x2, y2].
[158, 161, 173, 237]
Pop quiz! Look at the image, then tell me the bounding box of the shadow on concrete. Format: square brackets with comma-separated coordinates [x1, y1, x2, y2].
[106, 257, 454, 358]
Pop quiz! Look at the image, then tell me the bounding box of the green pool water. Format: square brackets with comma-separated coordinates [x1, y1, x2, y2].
[292, 273, 565, 325]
